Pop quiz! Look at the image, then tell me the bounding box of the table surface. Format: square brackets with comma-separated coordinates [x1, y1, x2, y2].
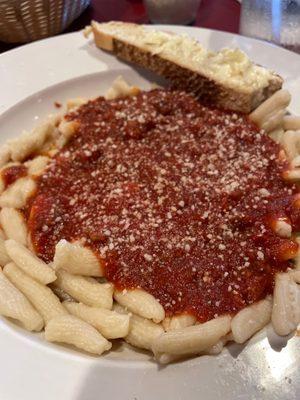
[0, 0, 240, 54]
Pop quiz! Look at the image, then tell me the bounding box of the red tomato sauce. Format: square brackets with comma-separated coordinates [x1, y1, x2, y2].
[26, 89, 300, 322]
[2, 164, 27, 188]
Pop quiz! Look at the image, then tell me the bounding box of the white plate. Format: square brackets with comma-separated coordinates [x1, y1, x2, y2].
[0, 26, 300, 400]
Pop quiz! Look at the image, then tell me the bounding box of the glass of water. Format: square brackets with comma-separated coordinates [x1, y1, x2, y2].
[144, 0, 201, 25]
[240, 0, 300, 53]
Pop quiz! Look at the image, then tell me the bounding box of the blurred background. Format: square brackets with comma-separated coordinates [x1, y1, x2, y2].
[0, 0, 299, 53]
[0, 0, 241, 53]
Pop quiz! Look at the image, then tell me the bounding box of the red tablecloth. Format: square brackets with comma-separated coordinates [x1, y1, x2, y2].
[0, 0, 240, 53]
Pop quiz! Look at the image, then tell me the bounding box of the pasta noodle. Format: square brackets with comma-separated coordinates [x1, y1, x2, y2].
[291, 155, 300, 168]
[0, 162, 21, 194]
[154, 335, 232, 363]
[56, 120, 80, 148]
[0, 145, 11, 168]
[126, 314, 164, 351]
[156, 325, 231, 363]
[45, 314, 111, 355]
[114, 288, 165, 323]
[0, 236, 10, 266]
[284, 169, 300, 181]
[268, 128, 284, 144]
[3, 262, 67, 324]
[25, 156, 50, 176]
[63, 301, 130, 339]
[67, 98, 88, 111]
[271, 273, 300, 336]
[281, 130, 300, 160]
[162, 314, 196, 331]
[284, 116, 300, 131]
[0, 180, 4, 197]
[0, 207, 28, 246]
[47, 113, 62, 127]
[249, 89, 291, 132]
[5, 239, 56, 285]
[8, 122, 55, 162]
[54, 269, 113, 309]
[261, 109, 286, 133]
[53, 239, 104, 277]
[231, 296, 272, 343]
[152, 315, 231, 359]
[0, 268, 43, 331]
[289, 270, 300, 283]
[205, 335, 229, 356]
[113, 303, 164, 351]
[0, 177, 36, 209]
[105, 76, 140, 100]
[294, 237, 300, 270]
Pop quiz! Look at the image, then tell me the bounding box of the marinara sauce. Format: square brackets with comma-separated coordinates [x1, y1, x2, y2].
[2, 165, 27, 188]
[26, 89, 300, 322]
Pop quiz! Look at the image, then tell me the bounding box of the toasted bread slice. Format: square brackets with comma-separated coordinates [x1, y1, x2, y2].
[90, 21, 283, 113]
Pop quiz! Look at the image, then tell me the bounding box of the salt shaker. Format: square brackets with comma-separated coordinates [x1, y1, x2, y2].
[144, 0, 201, 25]
[240, 0, 300, 53]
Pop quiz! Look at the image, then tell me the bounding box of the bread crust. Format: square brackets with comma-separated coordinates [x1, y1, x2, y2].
[91, 22, 283, 113]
